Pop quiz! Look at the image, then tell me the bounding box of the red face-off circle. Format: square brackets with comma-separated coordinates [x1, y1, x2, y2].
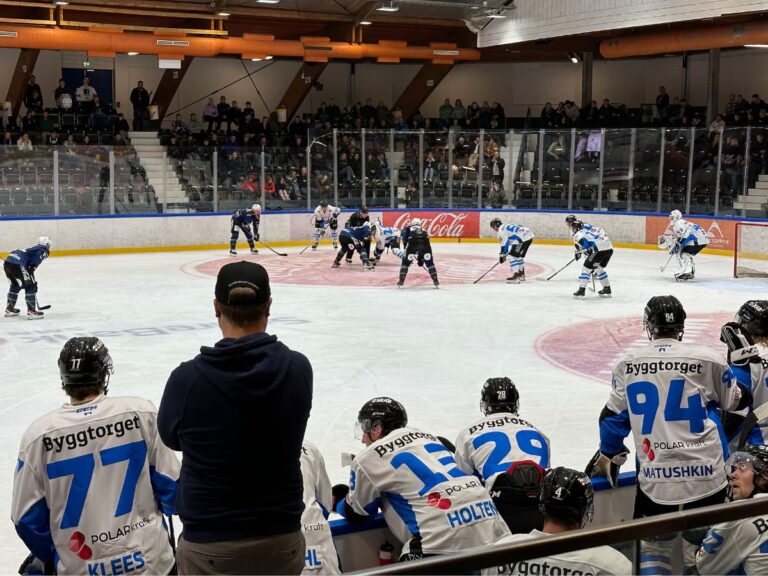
[193, 253, 545, 287]
[535, 312, 733, 384]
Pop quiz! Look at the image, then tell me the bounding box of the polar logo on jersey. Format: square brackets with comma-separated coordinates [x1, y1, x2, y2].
[427, 492, 451, 510]
[68, 531, 93, 560]
[642, 438, 656, 461]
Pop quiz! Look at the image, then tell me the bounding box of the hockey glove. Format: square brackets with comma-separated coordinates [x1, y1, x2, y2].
[669, 242, 680, 255]
[499, 253, 507, 264]
[254, 230, 260, 242]
[720, 322, 760, 366]
[330, 217, 338, 229]
[585, 446, 629, 488]
[574, 251, 582, 261]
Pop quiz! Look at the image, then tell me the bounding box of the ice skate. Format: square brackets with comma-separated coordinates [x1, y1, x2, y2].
[674, 272, 693, 282]
[506, 272, 521, 284]
[363, 263, 375, 271]
[311, 242, 318, 251]
[4, 306, 20, 317]
[345, 257, 353, 264]
[27, 309, 44, 320]
[229, 249, 237, 256]
[433, 280, 440, 289]
[598, 286, 612, 298]
[397, 281, 404, 288]
[332, 243, 338, 249]
[332, 260, 341, 268]
[573, 287, 586, 299]
[250, 248, 259, 255]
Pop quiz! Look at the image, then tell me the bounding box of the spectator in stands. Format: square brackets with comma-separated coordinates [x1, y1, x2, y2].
[47, 130, 61, 146]
[229, 100, 241, 132]
[423, 150, 437, 184]
[64, 133, 76, 155]
[722, 135, 744, 192]
[171, 113, 188, 136]
[113, 133, 126, 147]
[541, 102, 556, 128]
[489, 149, 505, 184]
[242, 172, 258, 195]
[491, 100, 506, 128]
[130, 80, 150, 131]
[115, 113, 130, 139]
[377, 151, 389, 180]
[224, 133, 240, 155]
[478, 100, 492, 128]
[203, 98, 218, 133]
[90, 95, 109, 132]
[216, 95, 230, 132]
[438, 97, 454, 128]
[75, 76, 97, 114]
[168, 135, 184, 160]
[554, 101, 567, 127]
[751, 93, 766, 118]
[54, 78, 73, 112]
[748, 132, 767, 188]
[656, 85, 670, 120]
[597, 98, 613, 125]
[725, 93, 737, 121]
[365, 151, 380, 182]
[39, 111, 55, 143]
[17, 132, 33, 152]
[709, 113, 726, 134]
[563, 100, 579, 126]
[21, 111, 37, 133]
[2, 131, 14, 147]
[361, 98, 376, 125]
[263, 175, 277, 199]
[489, 179, 505, 208]
[547, 134, 568, 161]
[337, 151, 354, 183]
[23, 75, 41, 111]
[186, 112, 201, 135]
[158, 261, 312, 575]
[452, 98, 467, 123]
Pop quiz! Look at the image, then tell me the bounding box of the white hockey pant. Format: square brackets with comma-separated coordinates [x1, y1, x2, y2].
[678, 253, 694, 275]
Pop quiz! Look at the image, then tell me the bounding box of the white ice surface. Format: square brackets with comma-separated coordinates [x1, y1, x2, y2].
[1, 242, 766, 568]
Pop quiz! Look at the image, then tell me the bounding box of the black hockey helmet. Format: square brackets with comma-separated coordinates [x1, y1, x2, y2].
[539, 467, 594, 528]
[490, 218, 502, 231]
[320, 200, 328, 208]
[59, 337, 113, 390]
[736, 300, 768, 337]
[480, 377, 520, 415]
[568, 219, 583, 234]
[358, 397, 407, 438]
[490, 460, 546, 534]
[726, 445, 768, 495]
[644, 295, 686, 340]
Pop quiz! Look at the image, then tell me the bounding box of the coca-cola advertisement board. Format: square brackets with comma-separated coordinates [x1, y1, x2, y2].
[381, 211, 480, 239]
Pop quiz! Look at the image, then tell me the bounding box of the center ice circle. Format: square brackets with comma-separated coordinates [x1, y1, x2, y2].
[193, 252, 546, 287]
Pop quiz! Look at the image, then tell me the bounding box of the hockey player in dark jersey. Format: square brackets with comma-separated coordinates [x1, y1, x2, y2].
[398, 219, 439, 288]
[230, 204, 261, 255]
[345, 207, 371, 259]
[332, 222, 375, 271]
[4, 236, 51, 319]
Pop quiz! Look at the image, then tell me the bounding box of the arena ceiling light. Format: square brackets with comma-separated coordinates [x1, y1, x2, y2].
[55, 0, 68, 4]
[256, 0, 281, 4]
[744, 44, 768, 48]
[360, 20, 373, 25]
[376, 1, 400, 12]
[217, 11, 230, 16]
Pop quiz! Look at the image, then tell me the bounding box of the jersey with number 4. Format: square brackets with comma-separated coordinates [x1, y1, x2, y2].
[300, 442, 340, 575]
[673, 219, 709, 247]
[12, 394, 180, 575]
[481, 530, 633, 575]
[454, 413, 550, 488]
[696, 495, 768, 575]
[601, 338, 742, 505]
[345, 427, 510, 556]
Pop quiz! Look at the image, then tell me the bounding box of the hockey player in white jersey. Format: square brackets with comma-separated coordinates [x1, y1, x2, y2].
[587, 295, 752, 575]
[370, 221, 404, 265]
[568, 217, 613, 299]
[455, 378, 550, 490]
[337, 397, 510, 560]
[666, 209, 709, 281]
[490, 219, 535, 283]
[483, 467, 632, 576]
[697, 445, 768, 575]
[720, 300, 768, 446]
[311, 200, 341, 250]
[300, 442, 341, 575]
[11, 337, 180, 575]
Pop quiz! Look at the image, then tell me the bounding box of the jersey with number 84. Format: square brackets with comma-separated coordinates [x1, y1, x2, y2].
[602, 339, 742, 505]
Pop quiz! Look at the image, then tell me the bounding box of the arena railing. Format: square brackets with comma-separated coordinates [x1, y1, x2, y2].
[347, 495, 768, 575]
[1, 126, 765, 218]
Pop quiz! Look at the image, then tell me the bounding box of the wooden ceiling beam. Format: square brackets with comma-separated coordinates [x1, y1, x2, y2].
[62, 5, 227, 20]
[5, 48, 39, 120]
[151, 56, 193, 119]
[394, 62, 453, 121]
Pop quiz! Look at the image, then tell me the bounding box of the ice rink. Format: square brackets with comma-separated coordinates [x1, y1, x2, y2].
[1, 241, 766, 567]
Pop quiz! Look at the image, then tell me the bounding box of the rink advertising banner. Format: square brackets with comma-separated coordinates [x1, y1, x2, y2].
[382, 211, 480, 239]
[645, 217, 736, 251]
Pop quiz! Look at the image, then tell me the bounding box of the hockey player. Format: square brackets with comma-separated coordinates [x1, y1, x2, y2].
[666, 210, 709, 281]
[370, 221, 404, 265]
[345, 206, 369, 228]
[398, 218, 439, 288]
[587, 295, 752, 575]
[696, 445, 768, 575]
[229, 204, 261, 255]
[300, 442, 341, 575]
[4, 236, 51, 319]
[455, 377, 550, 489]
[311, 200, 341, 251]
[490, 219, 535, 283]
[482, 467, 632, 576]
[332, 222, 375, 270]
[11, 337, 180, 575]
[720, 300, 768, 446]
[337, 397, 510, 560]
[569, 217, 613, 299]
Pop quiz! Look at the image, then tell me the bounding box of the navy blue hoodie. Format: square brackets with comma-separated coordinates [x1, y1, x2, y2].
[158, 331, 312, 543]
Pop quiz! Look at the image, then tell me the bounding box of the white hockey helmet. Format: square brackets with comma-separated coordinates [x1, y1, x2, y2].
[37, 236, 52, 250]
[411, 218, 422, 227]
[251, 204, 261, 214]
[669, 209, 682, 222]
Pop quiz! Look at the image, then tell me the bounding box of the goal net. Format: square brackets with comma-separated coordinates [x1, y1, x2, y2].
[734, 222, 768, 277]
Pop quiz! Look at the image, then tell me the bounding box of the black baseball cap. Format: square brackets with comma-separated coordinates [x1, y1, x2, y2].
[215, 261, 271, 305]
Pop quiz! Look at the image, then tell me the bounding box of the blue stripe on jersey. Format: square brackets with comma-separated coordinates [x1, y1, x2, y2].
[599, 409, 631, 455]
[706, 403, 730, 461]
[760, 541, 768, 553]
[17, 458, 23, 473]
[149, 465, 178, 516]
[388, 492, 420, 538]
[15, 497, 55, 562]
[640, 567, 671, 575]
[731, 365, 752, 391]
[748, 425, 766, 446]
[318, 501, 330, 520]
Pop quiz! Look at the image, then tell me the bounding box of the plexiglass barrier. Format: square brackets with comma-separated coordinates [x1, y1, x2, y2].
[0, 126, 765, 217]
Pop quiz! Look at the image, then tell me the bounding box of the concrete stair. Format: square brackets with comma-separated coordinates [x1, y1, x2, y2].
[128, 131, 187, 207]
[734, 173, 768, 211]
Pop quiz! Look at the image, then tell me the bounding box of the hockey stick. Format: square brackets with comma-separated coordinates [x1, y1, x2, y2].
[257, 239, 287, 256]
[536, 256, 577, 281]
[659, 252, 675, 273]
[299, 224, 330, 254]
[473, 261, 500, 284]
[38, 304, 51, 310]
[737, 402, 768, 450]
[588, 271, 596, 292]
